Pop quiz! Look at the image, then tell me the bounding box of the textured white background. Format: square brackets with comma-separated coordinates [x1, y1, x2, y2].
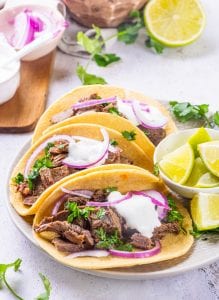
[0, 0, 219, 299]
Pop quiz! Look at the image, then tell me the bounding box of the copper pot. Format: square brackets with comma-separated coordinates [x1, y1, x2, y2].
[63, 0, 148, 28]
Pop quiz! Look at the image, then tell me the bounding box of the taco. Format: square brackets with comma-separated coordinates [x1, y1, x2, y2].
[10, 123, 152, 216]
[33, 168, 193, 270]
[32, 85, 177, 157]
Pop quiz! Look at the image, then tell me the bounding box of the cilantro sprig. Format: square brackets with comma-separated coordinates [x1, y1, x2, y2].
[166, 196, 186, 233]
[190, 224, 219, 239]
[0, 259, 51, 300]
[122, 130, 136, 141]
[65, 201, 95, 223]
[95, 228, 133, 251]
[169, 101, 219, 128]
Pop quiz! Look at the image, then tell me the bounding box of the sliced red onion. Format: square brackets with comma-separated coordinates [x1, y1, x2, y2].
[72, 97, 117, 110]
[87, 192, 132, 207]
[24, 135, 73, 177]
[51, 194, 68, 216]
[109, 241, 161, 258]
[62, 128, 109, 169]
[132, 101, 167, 129]
[61, 187, 94, 199]
[66, 250, 109, 258]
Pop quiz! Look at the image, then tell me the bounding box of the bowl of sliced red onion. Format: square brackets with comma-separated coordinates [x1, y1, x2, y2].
[0, 3, 67, 61]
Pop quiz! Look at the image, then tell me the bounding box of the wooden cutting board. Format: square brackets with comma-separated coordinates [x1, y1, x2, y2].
[0, 51, 55, 133]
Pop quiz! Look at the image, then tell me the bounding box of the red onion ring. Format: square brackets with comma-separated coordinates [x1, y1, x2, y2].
[51, 194, 68, 216]
[24, 135, 73, 177]
[109, 241, 161, 258]
[132, 101, 167, 129]
[62, 128, 109, 169]
[87, 192, 132, 207]
[72, 97, 117, 110]
[61, 187, 94, 199]
[66, 250, 109, 258]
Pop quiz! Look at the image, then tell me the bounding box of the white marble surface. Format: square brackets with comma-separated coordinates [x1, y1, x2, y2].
[0, 0, 219, 299]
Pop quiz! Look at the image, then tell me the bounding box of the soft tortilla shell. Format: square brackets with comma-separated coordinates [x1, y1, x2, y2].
[33, 169, 193, 270]
[10, 123, 153, 216]
[32, 85, 177, 156]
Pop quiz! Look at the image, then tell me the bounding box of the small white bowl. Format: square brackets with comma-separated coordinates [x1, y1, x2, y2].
[0, 43, 20, 104]
[154, 128, 219, 198]
[0, 3, 66, 61]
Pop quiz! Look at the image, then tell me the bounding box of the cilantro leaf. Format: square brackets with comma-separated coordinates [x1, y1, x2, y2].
[95, 229, 133, 251]
[110, 139, 118, 146]
[77, 29, 102, 55]
[36, 273, 51, 300]
[121, 130, 136, 141]
[118, 10, 144, 44]
[0, 258, 23, 300]
[190, 224, 219, 239]
[65, 201, 95, 223]
[153, 163, 160, 176]
[169, 101, 209, 124]
[145, 37, 165, 54]
[96, 208, 106, 219]
[94, 53, 121, 67]
[108, 107, 120, 115]
[104, 186, 117, 193]
[76, 64, 107, 85]
[213, 111, 219, 126]
[166, 196, 186, 233]
[14, 173, 24, 184]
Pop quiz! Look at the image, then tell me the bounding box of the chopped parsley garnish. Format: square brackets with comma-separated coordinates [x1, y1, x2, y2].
[166, 196, 186, 233]
[108, 107, 120, 115]
[96, 208, 106, 219]
[153, 163, 160, 176]
[0, 258, 23, 300]
[190, 224, 219, 239]
[94, 53, 121, 67]
[121, 130, 136, 141]
[36, 273, 51, 300]
[45, 142, 55, 155]
[110, 139, 118, 146]
[65, 202, 95, 223]
[145, 37, 165, 54]
[95, 228, 133, 251]
[76, 64, 107, 85]
[104, 186, 118, 193]
[14, 173, 24, 184]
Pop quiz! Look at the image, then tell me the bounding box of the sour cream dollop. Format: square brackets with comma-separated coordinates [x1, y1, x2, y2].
[108, 191, 161, 238]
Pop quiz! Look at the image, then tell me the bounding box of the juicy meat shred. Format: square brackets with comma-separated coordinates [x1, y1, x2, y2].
[17, 182, 31, 196]
[91, 189, 107, 202]
[52, 238, 83, 253]
[49, 141, 69, 154]
[130, 233, 154, 250]
[23, 196, 38, 206]
[39, 210, 69, 225]
[51, 153, 67, 167]
[105, 150, 132, 165]
[153, 222, 180, 240]
[140, 126, 166, 146]
[89, 208, 122, 237]
[39, 165, 70, 188]
[67, 196, 88, 206]
[35, 221, 94, 250]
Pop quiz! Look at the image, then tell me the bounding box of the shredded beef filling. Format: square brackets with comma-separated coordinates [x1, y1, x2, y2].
[34, 191, 181, 254]
[139, 126, 166, 146]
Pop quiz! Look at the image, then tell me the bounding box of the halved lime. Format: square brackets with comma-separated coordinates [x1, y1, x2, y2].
[144, 0, 206, 47]
[188, 128, 212, 157]
[159, 143, 194, 184]
[191, 193, 219, 230]
[186, 157, 208, 186]
[198, 141, 219, 177]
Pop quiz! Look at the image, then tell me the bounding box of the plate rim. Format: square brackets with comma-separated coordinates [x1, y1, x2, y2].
[6, 139, 219, 280]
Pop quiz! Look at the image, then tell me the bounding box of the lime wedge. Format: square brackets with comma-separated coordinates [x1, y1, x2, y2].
[195, 172, 219, 188]
[191, 193, 219, 230]
[159, 143, 194, 184]
[144, 0, 206, 47]
[188, 128, 212, 157]
[198, 141, 219, 177]
[186, 157, 208, 186]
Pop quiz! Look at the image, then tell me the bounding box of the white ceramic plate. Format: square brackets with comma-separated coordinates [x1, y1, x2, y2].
[7, 140, 219, 280]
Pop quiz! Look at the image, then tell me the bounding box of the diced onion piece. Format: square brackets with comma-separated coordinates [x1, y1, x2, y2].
[72, 97, 117, 110]
[61, 187, 94, 199]
[66, 250, 109, 258]
[132, 101, 167, 129]
[109, 241, 161, 258]
[62, 128, 109, 169]
[24, 135, 73, 177]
